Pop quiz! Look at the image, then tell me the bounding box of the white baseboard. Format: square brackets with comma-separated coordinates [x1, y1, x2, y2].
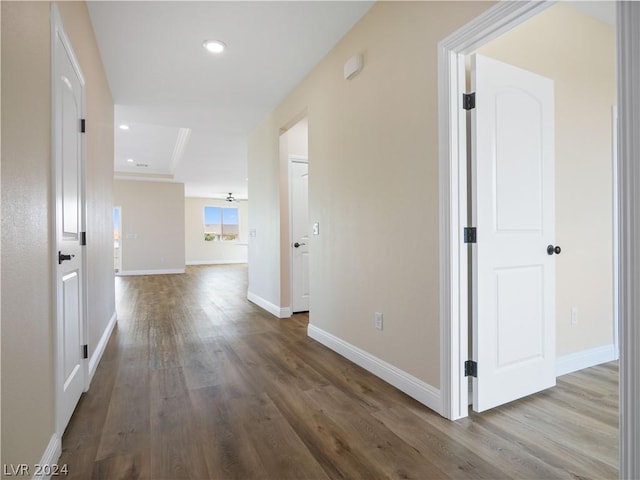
[88, 312, 117, 384]
[247, 291, 291, 318]
[307, 324, 442, 413]
[556, 343, 618, 377]
[117, 268, 185, 276]
[186, 260, 247, 266]
[33, 434, 61, 480]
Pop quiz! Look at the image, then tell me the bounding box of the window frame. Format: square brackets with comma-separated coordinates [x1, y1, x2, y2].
[203, 205, 240, 242]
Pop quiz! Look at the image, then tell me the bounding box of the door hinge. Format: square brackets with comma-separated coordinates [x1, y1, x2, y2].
[463, 92, 476, 110]
[464, 227, 477, 244]
[465, 360, 477, 377]
[81, 118, 86, 133]
[82, 344, 88, 359]
[80, 231, 86, 246]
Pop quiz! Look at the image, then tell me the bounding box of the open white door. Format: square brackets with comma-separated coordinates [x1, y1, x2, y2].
[471, 54, 556, 412]
[290, 159, 309, 312]
[53, 8, 86, 434]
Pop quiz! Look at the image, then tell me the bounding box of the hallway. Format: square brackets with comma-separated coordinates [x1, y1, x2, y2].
[59, 265, 618, 479]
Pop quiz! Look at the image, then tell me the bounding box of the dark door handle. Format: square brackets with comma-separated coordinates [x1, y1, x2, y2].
[547, 245, 561, 255]
[293, 242, 306, 248]
[58, 251, 75, 264]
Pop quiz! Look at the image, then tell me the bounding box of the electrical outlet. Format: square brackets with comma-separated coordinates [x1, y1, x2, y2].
[375, 312, 383, 331]
[571, 307, 578, 325]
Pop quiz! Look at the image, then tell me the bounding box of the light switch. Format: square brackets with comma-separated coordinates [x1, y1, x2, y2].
[312, 223, 320, 235]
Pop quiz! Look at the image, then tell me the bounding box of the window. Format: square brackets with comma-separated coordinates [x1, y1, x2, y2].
[204, 206, 239, 241]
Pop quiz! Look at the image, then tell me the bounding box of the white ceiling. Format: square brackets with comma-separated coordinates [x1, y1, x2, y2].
[88, 1, 373, 199]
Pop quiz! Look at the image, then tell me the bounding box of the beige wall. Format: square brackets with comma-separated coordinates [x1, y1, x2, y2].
[185, 197, 248, 265]
[248, 117, 282, 306]
[476, 4, 616, 356]
[1, 0, 115, 471]
[248, 1, 494, 387]
[114, 180, 185, 273]
[1, 2, 55, 469]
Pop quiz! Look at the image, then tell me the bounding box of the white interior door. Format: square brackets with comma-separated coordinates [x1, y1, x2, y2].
[291, 159, 310, 312]
[471, 54, 556, 412]
[54, 14, 86, 434]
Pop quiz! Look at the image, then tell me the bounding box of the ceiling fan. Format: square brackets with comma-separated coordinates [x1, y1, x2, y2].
[225, 192, 247, 202]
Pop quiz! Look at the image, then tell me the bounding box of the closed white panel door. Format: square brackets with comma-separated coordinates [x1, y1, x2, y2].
[291, 160, 309, 312]
[471, 54, 556, 412]
[55, 25, 85, 432]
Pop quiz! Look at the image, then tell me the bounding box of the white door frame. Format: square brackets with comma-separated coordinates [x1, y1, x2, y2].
[611, 106, 619, 360]
[51, 4, 89, 438]
[288, 155, 309, 312]
[616, 3, 640, 477]
[439, 1, 640, 476]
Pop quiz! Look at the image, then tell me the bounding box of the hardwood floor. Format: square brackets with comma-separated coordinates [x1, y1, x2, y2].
[59, 265, 619, 479]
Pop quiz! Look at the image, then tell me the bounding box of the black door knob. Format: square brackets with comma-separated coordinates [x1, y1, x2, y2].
[293, 242, 306, 248]
[58, 251, 75, 264]
[547, 245, 561, 255]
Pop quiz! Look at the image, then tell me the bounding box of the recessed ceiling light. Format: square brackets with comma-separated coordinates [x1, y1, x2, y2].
[203, 40, 226, 54]
[127, 158, 134, 163]
[119, 124, 130, 130]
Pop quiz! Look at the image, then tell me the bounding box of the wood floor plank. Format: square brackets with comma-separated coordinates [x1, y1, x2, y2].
[91, 450, 150, 480]
[189, 385, 269, 480]
[371, 406, 514, 479]
[471, 403, 618, 479]
[496, 396, 618, 469]
[308, 384, 452, 479]
[270, 385, 390, 479]
[58, 265, 619, 480]
[229, 390, 330, 480]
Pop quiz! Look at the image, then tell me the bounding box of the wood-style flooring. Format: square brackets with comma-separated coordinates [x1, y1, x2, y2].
[59, 265, 619, 479]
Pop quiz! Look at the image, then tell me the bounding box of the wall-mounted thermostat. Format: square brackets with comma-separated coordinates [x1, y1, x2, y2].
[344, 54, 363, 80]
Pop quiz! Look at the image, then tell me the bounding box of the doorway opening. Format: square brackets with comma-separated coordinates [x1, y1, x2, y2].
[279, 116, 309, 315]
[465, 3, 618, 414]
[439, 1, 618, 419]
[113, 206, 122, 273]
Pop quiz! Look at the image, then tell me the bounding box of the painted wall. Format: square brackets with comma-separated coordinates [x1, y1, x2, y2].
[1, 2, 55, 470]
[114, 180, 186, 274]
[278, 117, 308, 308]
[1, 0, 115, 470]
[185, 197, 249, 265]
[248, 2, 494, 388]
[248, 121, 282, 310]
[476, 4, 616, 356]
